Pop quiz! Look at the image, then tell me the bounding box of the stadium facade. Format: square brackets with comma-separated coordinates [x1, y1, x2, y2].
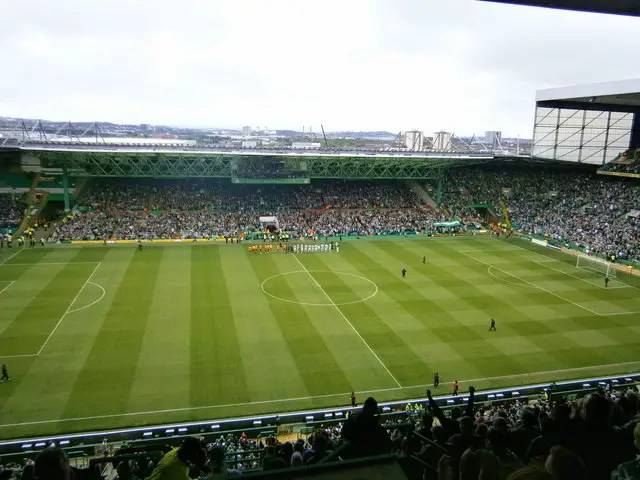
[532, 78, 640, 165]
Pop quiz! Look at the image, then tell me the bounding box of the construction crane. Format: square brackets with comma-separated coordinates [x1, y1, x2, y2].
[320, 124, 329, 148]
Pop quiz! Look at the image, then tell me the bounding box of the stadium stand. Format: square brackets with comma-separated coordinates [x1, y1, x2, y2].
[2, 382, 640, 480]
[50, 180, 442, 241]
[439, 166, 640, 263]
[599, 149, 640, 177]
[0, 194, 22, 231]
[48, 165, 639, 264]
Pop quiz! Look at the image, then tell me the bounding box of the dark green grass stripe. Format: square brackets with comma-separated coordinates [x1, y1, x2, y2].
[248, 254, 351, 395]
[61, 247, 163, 417]
[0, 249, 107, 356]
[190, 246, 249, 405]
[341, 244, 524, 379]
[414, 241, 614, 366]
[300, 251, 432, 385]
[3, 247, 50, 264]
[0, 358, 39, 414]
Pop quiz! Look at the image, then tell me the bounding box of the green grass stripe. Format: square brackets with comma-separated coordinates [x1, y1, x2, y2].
[344, 243, 521, 381]
[0, 249, 105, 355]
[282, 255, 400, 391]
[247, 253, 352, 396]
[61, 247, 164, 418]
[301, 247, 432, 386]
[419, 240, 617, 369]
[124, 246, 193, 413]
[220, 247, 310, 401]
[190, 246, 249, 406]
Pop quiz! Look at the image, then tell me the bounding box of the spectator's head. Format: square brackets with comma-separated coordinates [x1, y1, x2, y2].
[544, 446, 587, 480]
[207, 446, 225, 473]
[492, 416, 509, 435]
[34, 448, 71, 480]
[475, 422, 488, 441]
[421, 412, 433, 431]
[21, 463, 35, 480]
[362, 397, 378, 416]
[520, 408, 537, 428]
[458, 416, 474, 436]
[115, 461, 130, 480]
[432, 425, 448, 445]
[487, 427, 508, 452]
[582, 393, 610, 430]
[177, 437, 206, 468]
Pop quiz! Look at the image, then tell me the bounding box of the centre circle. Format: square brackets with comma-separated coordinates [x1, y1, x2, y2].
[261, 270, 378, 306]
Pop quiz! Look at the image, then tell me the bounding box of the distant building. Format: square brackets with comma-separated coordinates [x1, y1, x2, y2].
[485, 131, 502, 147]
[242, 126, 252, 136]
[242, 140, 259, 148]
[403, 130, 424, 151]
[432, 131, 453, 151]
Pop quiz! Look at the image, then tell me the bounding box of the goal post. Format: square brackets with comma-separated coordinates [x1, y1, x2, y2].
[576, 254, 617, 278]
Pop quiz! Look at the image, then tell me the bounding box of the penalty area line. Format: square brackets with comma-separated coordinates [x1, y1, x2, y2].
[36, 262, 102, 356]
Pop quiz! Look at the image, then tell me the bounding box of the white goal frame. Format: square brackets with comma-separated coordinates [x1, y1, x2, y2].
[576, 254, 617, 278]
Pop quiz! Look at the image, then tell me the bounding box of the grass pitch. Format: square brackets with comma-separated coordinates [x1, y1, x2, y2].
[0, 236, 639, 439]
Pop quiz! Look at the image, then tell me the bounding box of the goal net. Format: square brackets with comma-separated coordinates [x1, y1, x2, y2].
[576, 254, 617, 278]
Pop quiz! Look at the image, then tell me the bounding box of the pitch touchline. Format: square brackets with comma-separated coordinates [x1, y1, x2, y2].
[291, 255, 402, 388]
[2, 360, 639, 428]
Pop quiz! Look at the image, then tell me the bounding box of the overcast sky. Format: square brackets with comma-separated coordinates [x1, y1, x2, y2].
[1, 0, 639, 137]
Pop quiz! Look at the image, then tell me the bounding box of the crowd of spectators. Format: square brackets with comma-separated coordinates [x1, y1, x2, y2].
[439, 167, 639, 262]
[50, 180, 441, 241]
[0, 194, 21, 229]
[49, 168, 639, 264]
[4, 385, 640, 480]
[600, 149, 640, 175]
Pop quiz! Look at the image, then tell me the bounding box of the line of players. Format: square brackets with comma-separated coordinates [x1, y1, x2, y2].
[0, 230, 45, 249]
[248, 242, 340, 254]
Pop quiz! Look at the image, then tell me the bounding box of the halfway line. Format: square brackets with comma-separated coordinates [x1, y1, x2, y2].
[292, 254, 402, 388]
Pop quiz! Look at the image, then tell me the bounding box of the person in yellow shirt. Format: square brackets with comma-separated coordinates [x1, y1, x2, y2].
[145, 437, 205, 480]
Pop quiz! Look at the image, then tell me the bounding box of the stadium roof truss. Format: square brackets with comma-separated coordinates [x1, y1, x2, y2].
[12, 147, 493, 180]
[532, 79, 640, 165]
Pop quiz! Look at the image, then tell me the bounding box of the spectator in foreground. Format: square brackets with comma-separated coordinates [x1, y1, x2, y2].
[34, 448, 72, 480]
[611, 423, 640, 480]
[145, 437, 205, 480]
[340, 397, 391, 458]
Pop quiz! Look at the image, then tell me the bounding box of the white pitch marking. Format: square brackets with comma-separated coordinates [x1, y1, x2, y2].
[36, 262, 102, 355]
[66, 282, 106, 314]
[462, 251, 639, 317]
[0, 261, 100, 267]
[461, 251, 602, 315]
[0, 281, 15, 296]
[534, 260, 631, 290]
[261, 270, 378, 307]
[292, 254, 402, 388]
[0, 249, 23, 265]
[1, 360, 639, 428]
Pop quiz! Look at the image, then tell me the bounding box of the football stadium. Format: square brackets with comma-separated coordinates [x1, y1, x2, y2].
[1, 2, 640, 480]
